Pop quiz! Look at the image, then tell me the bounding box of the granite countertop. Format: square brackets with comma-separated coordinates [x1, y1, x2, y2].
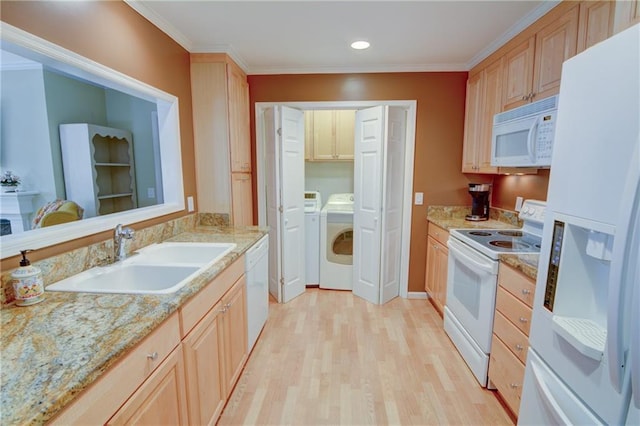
[427, 205, 539, 279]
[0, 225, 267, 425]
[427, 205, 520, 231]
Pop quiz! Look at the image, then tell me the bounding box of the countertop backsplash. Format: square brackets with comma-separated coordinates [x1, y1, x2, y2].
[0, 214, 206, 306]
[427, 205, 522, 227]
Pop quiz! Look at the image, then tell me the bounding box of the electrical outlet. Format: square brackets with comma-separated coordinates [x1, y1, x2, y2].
[187, 196, 195, 212]
[414, 192, 424, 205]
[515, 196, 524, 212]
[147, 187, 155, 199]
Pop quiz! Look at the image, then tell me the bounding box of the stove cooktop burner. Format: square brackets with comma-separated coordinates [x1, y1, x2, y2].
[489, 240, 533, 249]
[451, 227, 542, 259]
[469, 231, 492, 236]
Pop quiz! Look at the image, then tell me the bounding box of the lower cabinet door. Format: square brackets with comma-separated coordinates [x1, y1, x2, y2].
[108, 346, 188, 425]
[182, 302, 226, 425]
[222, 276, 248, 398]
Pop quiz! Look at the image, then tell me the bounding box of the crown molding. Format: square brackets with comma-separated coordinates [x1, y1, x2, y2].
[124, 0, 194, 51]
[466, 0, 561, 69]
[246, 62, 468, 75]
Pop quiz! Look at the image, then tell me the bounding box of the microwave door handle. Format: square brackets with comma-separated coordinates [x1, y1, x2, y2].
[527, 117, 539, 163]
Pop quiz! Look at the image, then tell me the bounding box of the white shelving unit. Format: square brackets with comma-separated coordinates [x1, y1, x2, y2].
[60, 123, 137, 218]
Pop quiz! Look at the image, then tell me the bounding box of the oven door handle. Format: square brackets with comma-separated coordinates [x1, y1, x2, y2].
[447, 238, 496, 274]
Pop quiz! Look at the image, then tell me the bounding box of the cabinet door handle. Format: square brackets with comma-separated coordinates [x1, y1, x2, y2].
[225, 303, 232, 309]
[521, 95, 528, 100]
[146, 351, 158, 361]
[219, 306, 228, 314]
[515, 344, 524, 352]
[521, 289, 531, 295]
[509, 383, 520, 389]
[519, 317, 528, 323]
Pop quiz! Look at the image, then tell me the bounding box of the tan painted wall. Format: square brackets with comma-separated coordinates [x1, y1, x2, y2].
[248, 72, 475, 293]
[0, 1, 196, 265]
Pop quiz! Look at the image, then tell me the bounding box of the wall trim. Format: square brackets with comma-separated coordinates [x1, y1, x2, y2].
[407, 291, 428, 299]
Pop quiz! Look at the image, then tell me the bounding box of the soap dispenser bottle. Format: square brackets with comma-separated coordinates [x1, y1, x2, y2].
[11, 250, 44, 306]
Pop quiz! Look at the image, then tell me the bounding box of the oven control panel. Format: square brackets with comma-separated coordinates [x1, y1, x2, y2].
[518, 199, 546, 224]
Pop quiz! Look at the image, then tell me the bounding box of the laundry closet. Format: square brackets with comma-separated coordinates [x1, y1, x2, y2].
[259, 103, 414, 306]
[303, 110, 356, 291]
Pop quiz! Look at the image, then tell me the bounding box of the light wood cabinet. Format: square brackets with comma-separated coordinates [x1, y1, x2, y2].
[502, 5, 579, 110]
[425, 222, 449, 315]
[59, 123, 137, 218]
[577, 0, 614, 53]
[181, 261, 247, 425]
[305, 110, 355, 161]
[462, 59, 503, 173]
[108, 346, 189, 425]
[221, 276, 248, 397]
[502, 38, 536, 111]
[231, 172, 253, 226]
[489, 262, 536, 418]
[228, 65, 251, 173]
[191, 54, 253, 225]
[613, 0, 640, 34]
[182, 301, 225, 425]
[53, 256, 251, 426]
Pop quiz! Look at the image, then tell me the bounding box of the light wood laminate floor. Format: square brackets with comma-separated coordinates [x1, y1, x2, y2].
[219, 289, 514, 425]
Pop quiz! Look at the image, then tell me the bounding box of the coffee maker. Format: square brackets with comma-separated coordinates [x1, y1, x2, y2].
[466, 183, 491, 221]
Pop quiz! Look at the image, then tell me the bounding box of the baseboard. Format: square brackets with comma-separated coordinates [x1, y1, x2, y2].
[407, 291, 428, 299]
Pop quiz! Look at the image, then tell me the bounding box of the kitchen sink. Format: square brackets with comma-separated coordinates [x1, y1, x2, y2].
[47, 242, 236, 295]
[129, 242, 236, 267]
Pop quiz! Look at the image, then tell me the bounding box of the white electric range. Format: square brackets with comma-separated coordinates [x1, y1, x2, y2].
[444, 199, 546, 387]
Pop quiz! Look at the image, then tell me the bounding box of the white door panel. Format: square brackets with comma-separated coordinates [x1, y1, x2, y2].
[279, 106, 306, 303]
[380, 106, 406, 304]
[264, 107, 282, 303]
[353, 106, 384, 304]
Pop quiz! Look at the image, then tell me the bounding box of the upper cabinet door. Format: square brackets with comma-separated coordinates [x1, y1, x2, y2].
[502, 37, 535, 111]
[334, 110, 355, 160]
[577, 0, 614, 53]
[531, 5, 579, 102]
[461, 72, 483, 173]
[478, 58, 503, 173]
[311, 110, 335, 160]
[228, 64, 251, 173]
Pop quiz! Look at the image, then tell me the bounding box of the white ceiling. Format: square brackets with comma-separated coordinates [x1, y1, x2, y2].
[126, 0, 560, 75]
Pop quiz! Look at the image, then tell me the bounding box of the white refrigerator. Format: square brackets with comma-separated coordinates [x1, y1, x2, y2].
[518, 23, 640, 425]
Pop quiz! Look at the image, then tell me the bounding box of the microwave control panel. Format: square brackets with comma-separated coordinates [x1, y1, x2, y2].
[536, 112, 557, 163]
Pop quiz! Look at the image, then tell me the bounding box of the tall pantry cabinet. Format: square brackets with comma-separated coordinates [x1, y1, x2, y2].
[191, 54, 253, 225]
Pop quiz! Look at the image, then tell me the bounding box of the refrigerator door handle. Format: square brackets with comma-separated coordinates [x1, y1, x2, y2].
[633, 260, 640, 407]
[607, 142, 640, 392]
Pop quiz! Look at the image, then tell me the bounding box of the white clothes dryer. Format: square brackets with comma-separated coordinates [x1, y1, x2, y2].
[304, 191, 322, 286]
[320, 193, 354, 290]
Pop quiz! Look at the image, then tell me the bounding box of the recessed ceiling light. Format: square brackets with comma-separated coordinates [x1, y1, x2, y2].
[350, 41, 370, 50]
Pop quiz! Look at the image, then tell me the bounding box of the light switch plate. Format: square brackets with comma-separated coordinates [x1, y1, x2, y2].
[187, 196, 195, 212]
[414, 192, 424, 205]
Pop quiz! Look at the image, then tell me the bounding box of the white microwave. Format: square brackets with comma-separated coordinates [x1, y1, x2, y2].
[491, 95, 558, 167]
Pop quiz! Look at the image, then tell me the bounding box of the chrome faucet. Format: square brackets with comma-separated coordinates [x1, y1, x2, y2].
[114, 224, 135, 262]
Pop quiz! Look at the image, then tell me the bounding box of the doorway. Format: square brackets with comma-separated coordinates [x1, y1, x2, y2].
[256, 101, 417, 304]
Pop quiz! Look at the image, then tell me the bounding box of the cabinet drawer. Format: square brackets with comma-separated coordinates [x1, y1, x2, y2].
[428, 222, 449, 247]
[489, 334, 525, 416]
[52, 314, 181, 425]
[493, 310, 529, 364]
[496, 286, 532, 336]
[498, 263, 536, 308]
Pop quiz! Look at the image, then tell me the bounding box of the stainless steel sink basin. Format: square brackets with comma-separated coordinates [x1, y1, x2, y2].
[47, 242, 236, 295]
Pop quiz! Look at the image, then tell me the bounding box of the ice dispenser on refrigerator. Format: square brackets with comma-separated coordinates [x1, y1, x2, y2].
[542, 215, 613, 362]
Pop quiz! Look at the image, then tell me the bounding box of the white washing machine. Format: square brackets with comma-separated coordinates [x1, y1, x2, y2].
[320, 193, 354, 290]
[304, 191, 322, 286]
